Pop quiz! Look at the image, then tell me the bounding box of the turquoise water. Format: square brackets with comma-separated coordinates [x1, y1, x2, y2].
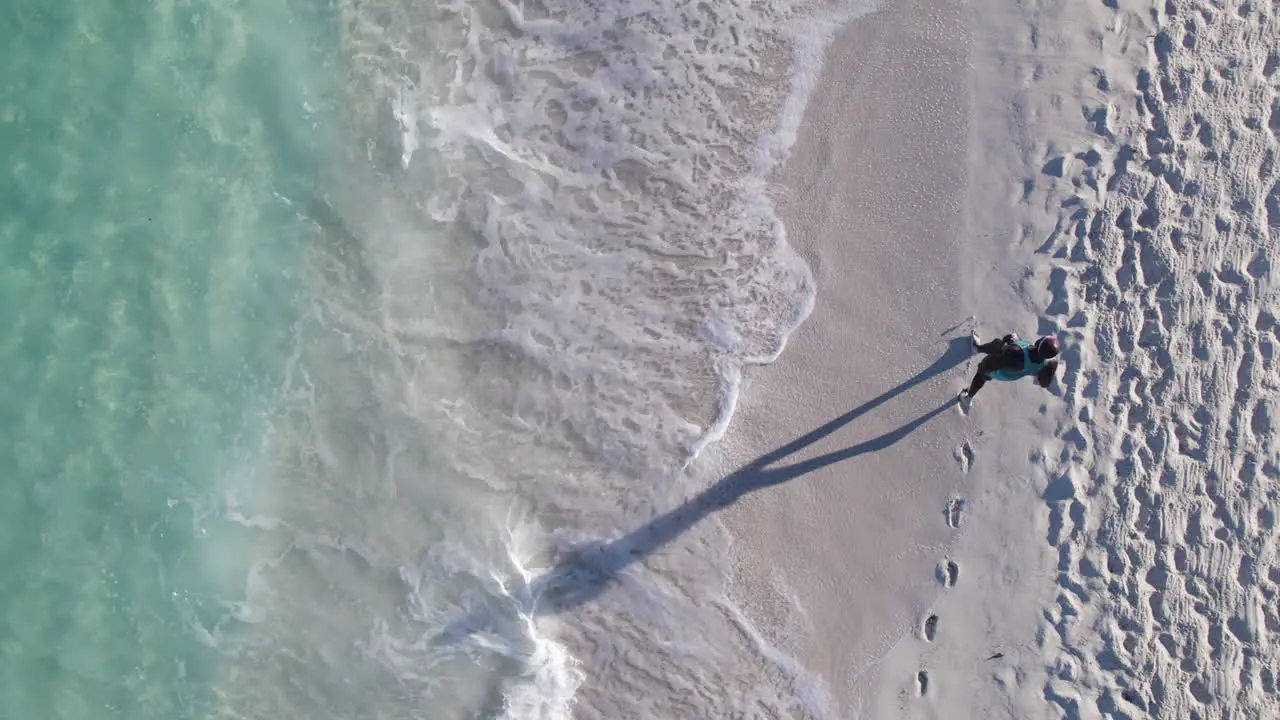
[0, 1, 341, 716]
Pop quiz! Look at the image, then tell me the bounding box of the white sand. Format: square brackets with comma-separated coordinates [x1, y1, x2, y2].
[718, 0, 1280, 715]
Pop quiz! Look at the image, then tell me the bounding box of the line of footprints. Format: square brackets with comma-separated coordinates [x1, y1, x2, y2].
[916, 443, 972, 698]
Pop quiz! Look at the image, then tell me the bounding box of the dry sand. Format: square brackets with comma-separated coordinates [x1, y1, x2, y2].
[717, 0, 1280, 715]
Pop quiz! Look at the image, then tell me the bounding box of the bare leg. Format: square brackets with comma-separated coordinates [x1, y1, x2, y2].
[964, 371, 988, 398]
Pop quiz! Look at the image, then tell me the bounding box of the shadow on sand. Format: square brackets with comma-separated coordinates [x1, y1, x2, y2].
[434, 335, 972, 644]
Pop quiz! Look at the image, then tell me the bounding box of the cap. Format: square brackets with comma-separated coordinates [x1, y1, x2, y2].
[1035, 336, 1060, 359]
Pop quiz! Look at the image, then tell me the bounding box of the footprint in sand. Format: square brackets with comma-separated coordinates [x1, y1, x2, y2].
[923, 614, 938, 642]
[945, 499, 965, 529]
[955, 441, 975, 473]
[937, 559, 960, 587]
[916, 670, 930, 697]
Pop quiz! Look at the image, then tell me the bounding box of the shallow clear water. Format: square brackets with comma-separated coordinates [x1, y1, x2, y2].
[0, 1, 347, 715]
[1, 0, 851, 716]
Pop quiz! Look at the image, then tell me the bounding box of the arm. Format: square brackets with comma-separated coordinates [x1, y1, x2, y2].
[1036, 360, 1059, 388]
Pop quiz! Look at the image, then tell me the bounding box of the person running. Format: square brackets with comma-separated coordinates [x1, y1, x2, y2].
[960, 332, 1061, 400]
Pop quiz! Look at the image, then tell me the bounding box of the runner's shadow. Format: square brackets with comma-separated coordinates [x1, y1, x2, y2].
[432, 336, 971, 643]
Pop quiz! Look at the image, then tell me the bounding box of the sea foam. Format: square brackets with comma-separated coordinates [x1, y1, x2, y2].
[196, 0, 877, 714]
